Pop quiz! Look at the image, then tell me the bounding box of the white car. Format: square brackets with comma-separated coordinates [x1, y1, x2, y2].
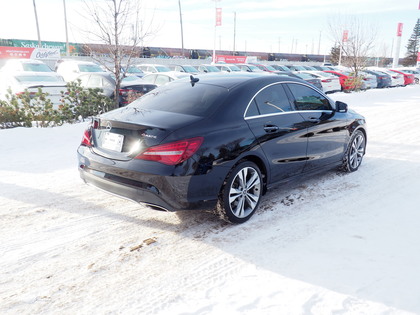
[215, 64, 242, 73]
[299, 71, 341, 93]
[368, 68, 404, 87]
[1, 59, 54, 73]
[0, 71, 67, 108]
[141, 71, 189, 86]
[56, 60, 109, 82]
[136, 64, 171, 75]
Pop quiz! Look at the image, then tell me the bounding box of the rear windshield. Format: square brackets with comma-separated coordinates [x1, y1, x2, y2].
[129, 81, 228, 117]
[22, 63, 52, 72]
[78, 64, 103, 72]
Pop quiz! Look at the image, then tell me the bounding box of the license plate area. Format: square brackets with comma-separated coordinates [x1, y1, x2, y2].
[102, 132, 124, 152]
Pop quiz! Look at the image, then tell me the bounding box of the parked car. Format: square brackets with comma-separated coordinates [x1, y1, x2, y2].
[396, 68, 420, 84]
[118, 76, 157, 106]
[77, 73, 367, 223]
[0, 72, 67, 108]
[236, 64, 266, 73]
[363, 69, 391, 88]
[121, 65, 146, 78]
[197, 64, 222, 73]
[359, 71, 378, 89]
[76, 73, 116, 97]
[390, 69, 415, 86]
[56, 60, 109, 82]
[141, 72, 190, 86]
[136, 64, 171, 75]
[250, 63, 282, 74]
[1, 59, 53, 73]
[215, 64, 242, 73]
[324, 70, 363, 91]
[291, 72, 323, 91]
[299, 71, 341, 93]
[283, 65, 308, 71]
[368, 68, 404, 87]
[169, 65, 199, 74]
[269, 65, 292, 72]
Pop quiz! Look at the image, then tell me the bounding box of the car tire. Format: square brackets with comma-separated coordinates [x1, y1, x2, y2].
[216, 161, 263, 223]
[342, 130, 366, 172]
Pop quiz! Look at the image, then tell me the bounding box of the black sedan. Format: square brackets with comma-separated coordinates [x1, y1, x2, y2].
[77, 73, 367, 223]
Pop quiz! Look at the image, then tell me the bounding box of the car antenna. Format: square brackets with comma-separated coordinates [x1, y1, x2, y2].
[190, 75, 199, 87]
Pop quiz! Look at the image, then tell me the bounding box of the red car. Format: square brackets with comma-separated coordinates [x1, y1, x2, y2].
[323, 70, 362, 91]
[390, 69, 415, 85]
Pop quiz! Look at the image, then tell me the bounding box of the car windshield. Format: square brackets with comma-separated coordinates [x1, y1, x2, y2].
[22, 63, 52, 72]
[183, 65, 199, 72]
[156, 66, 171, 72]
[205, 66, 221, 72]
[130, 81, 228, 117]
[126, 66, 143, 73]
[228, 65, 241, 71]
[78, 64, 104, 72]
[15, 75, 64, 83]
[264, 65, 276, 71]
[247, 65, 262, 72]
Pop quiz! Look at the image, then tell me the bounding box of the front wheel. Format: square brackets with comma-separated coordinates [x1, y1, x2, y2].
[342, 130, 366, 172]
[216, 161, 263, 223]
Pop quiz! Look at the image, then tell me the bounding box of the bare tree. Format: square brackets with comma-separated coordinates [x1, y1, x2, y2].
[81, 0, 157, 109]
[328, 15, 377, 76]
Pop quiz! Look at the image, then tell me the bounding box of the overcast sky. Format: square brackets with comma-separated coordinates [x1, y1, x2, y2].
[1, 0, 419, 57]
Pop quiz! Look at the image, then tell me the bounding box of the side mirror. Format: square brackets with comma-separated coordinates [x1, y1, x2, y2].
[335, 101, 348, 113]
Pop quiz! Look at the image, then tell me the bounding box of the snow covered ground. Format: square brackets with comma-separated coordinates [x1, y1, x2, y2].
[1, 85, 420, 315]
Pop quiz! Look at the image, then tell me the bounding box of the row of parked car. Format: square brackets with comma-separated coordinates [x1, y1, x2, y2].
[1, 58, 418, 109]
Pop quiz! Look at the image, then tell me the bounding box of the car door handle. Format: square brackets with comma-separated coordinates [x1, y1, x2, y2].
[264, 125, 279, 133]
[307, 117, 320, 123]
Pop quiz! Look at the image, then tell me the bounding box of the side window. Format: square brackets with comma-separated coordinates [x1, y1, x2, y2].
[287, 83, 332, 111]
[253, 84, 292, 115]
[245, 100, 260, 117]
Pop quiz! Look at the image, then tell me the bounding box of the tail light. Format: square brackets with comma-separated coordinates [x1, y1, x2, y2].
[135, 137, 204, 165]
[81, 128, 92, 147]
[119, 88, 130, 96]
[321, 79, 331, 83]
[16, 91, 37, 98]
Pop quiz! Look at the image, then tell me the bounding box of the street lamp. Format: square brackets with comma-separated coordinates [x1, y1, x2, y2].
[32, 0, 42, 48]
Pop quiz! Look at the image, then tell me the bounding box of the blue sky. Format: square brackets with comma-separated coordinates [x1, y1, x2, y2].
[1, 0, 419, 57]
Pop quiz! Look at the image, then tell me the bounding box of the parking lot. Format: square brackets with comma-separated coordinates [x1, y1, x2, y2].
[1, 85, 420, 314]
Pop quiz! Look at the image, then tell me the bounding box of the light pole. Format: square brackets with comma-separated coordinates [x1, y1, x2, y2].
[63, 0, 70, 56]
[178, 0, 185, 57]
[32, 0, 42, 48]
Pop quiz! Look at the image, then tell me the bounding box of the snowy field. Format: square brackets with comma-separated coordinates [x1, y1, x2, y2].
[1, 85, 420, 315]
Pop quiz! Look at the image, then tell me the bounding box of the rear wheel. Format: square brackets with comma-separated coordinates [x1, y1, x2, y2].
[216, 161, 262, 223]
[342, 130, 366, 172]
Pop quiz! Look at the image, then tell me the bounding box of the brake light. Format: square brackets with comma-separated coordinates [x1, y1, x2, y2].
[321, 79, 331, 83]
[81, 128, 92, 147]
[16, 92, 37, 98]
[136, 137, 204, 165]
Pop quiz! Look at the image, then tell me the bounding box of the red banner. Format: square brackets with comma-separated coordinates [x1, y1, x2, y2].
[0, 46, 34, 59]
[215, 8, 222, 26]
[215, 55, 247, 63]
[397, 23, 403, 37]
[417, 52, 420, 62]
[342, 30, 349, 42]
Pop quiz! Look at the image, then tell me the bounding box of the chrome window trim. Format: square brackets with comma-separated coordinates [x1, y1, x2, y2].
[243, 81, 334, 119]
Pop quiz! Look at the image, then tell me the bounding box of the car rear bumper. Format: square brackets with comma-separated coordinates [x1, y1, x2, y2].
[77, 149, 219, 212]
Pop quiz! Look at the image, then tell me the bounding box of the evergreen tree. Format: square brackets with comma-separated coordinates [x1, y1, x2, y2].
[403, 19, 420, 66]
[330, 45, 340, 65]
